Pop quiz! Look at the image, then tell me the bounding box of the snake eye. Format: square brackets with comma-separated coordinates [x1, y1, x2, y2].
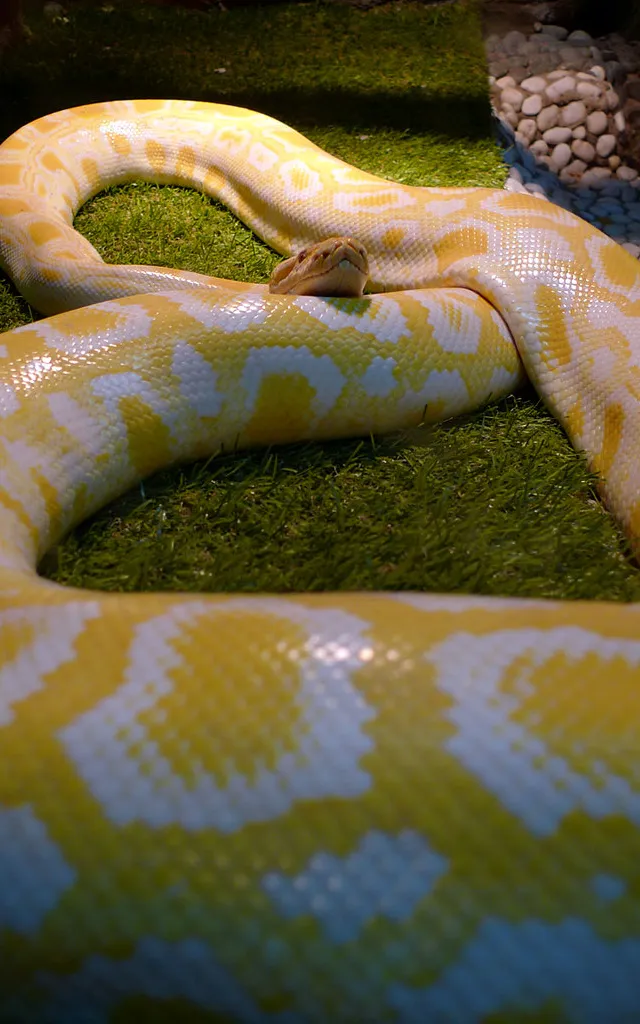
[297, 251, 306, 262]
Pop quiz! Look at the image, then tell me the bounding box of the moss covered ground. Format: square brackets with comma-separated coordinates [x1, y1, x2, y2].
[1, 0, 638, 600]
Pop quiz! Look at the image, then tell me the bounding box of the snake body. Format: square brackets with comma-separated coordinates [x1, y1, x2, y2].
[1, 99, 640, 1022]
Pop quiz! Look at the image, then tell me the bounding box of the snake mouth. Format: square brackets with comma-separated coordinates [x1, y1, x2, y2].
[269, 236, 369, 297]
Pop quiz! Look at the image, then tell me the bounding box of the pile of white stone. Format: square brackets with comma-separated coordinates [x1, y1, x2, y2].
[494, 114, 639, 251]
[486, 22, 640, 256]
[485, 24, 639, 83]
[491, 68, 635, 188]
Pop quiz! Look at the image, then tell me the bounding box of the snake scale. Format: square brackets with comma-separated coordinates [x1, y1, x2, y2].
[1, 98, 640, 1022]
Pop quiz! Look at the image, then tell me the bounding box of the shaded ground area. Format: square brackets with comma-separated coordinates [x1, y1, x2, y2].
[2, 0, 639, 600]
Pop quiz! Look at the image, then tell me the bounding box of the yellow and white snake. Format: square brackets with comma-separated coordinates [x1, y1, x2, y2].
[1, 99, 640, 1022]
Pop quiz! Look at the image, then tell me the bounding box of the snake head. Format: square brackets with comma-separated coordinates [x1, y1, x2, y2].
[268, 236, 369, 297]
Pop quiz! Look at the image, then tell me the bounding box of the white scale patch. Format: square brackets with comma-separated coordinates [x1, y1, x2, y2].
[46, 391, 110, 455]
[395, 368, 470, 419]
[330, 166, 382, 187]
[262, 829, 448, 943]
[212, 126, 252, 158]
[278, 159, 323, 201]
[0, 805, 76, 935]
[247, 141, 279, 173]
[294, 294, 409, 345]
[100, 119, 139, 143]
[428, 628, 640, 836]
[413, 293, 484, 354]
[388, 917, 640, 1021]
[0, 603, 101, 727]
[90, 370, 191, 451]
[0, 437, 64, 533]
[44, 391, 135, 513]
[240, 344, 345, 423]
[35, 301, 153, 354]
[170, 340, 223, 419]
[171, 291, 271, 333]
[0, 382, 19, 417]
[59, 599, 376, 832]
[423, 198, 469, 218]
[488, 361, 526, 396]
[360, 357, 398, 398]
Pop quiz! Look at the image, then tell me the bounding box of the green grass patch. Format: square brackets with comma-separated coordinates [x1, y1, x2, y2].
[46, 399, 639, 601]
[2, 0, 639, 601]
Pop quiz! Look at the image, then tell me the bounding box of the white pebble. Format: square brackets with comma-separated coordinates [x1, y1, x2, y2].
[521, 94, 543, 116]
[621, 242, 640, 257]
[503, 30, 528, 55]
[572, 125, 587, 140]
[530, 139, 549, 157]
[576, 79, 603, 101]
[567, 29, 593, 45]
[520, 75, 548, 94]
[590, 65, 606, 80]
[586, 110, 608, 134]
[560, 159, 588, 183]
[596, 134, 616, 157]
[502, 87, 524, 112]
[525, 179, 548, 194]
[613, 110, 626, 132]
[618, 166, 639, 182]
[560, 101, 587, 127]
[543, 126, 573, 145]
[606, 89, 620, 111]
[516, 119, 537, 143]
[496, 75, 516, 89]
[550, 142, 572, 170]
[582, 167, 613, 188]
[546, 75, 578, 104]
[537, 104, 560, 132]
[572, 139, 595, 162]
[541, 25, 568, 41]
[504, 176, 528, 193]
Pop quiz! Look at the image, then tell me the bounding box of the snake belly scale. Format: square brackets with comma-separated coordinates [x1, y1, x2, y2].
[1, 98, 640, 1022]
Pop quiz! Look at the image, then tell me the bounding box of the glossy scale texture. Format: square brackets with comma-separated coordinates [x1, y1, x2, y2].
[1, 100, 640, 1022]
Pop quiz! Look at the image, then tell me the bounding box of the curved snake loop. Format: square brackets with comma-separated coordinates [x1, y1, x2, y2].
[1, 100, 640, 1021]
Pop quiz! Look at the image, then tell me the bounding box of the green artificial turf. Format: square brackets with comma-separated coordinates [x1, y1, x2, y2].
[2, 0, 639, 601]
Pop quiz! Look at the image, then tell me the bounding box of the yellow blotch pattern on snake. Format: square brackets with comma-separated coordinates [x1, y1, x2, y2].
[1, 99, 640, 1021]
